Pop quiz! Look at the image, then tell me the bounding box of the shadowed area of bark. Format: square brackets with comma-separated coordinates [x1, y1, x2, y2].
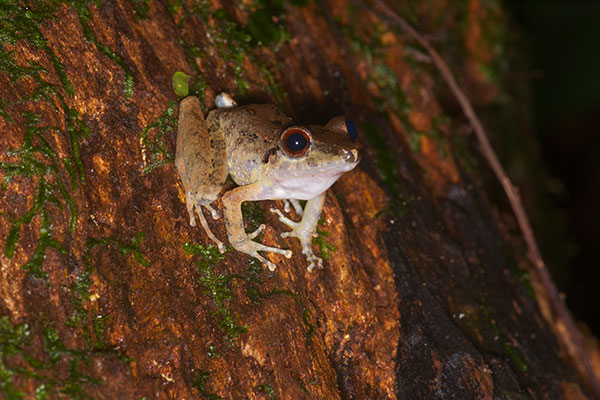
[0, 0, 597, 398]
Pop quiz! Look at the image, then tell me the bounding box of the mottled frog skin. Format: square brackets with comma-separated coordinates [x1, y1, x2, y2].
[175, 94, 359, 271]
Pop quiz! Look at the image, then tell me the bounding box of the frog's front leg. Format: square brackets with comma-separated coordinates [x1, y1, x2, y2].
[270, 194, 325, 272]
[221, 183, 292, 271]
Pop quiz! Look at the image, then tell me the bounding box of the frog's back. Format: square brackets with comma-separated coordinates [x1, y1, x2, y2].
[207, 104, 292, 186]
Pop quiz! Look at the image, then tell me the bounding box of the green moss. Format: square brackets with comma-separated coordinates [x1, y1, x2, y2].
[0, 316, 103, 399]
[0, 316, 30, 398]
[337, 6, 428, 157]
[293, 376, 310, 395]
[0, 111, 89, 278]
[140, 101, 177, 174]
[256, 383, 278, 399]
[241, 201, 266, 235]
[166, 0, 184, 18]
[242, 258, 314, 343]
[0, 2, 92, 280]
[168, 0, 291, 104]
[259, 288, 314, 343]
[184, 243, 249, 346]
[451, 134, 479, 174]
[481, 307, 528, 373]
[244, 257, 265, 303]
[192, 370, 223, 400]
[428, 114, 450, 157]
[206, 345, 220, 359]
[211, 9, 253, 95]
[245, 0, 291, 47]
[88, 232, 150, 267]
[245, 0, 310, 47]
[132, 0, 151, 20]
[68, 233, 149, 349]
[0, 2, 74, 96]
[361, 122, 408, 216]
[312, 219, 336, 261]
[177, 38, 208, 102]
[502, 392, 531, 400]
[207, 8, 284, 102]
[183, 244, 314, 351]
[67, 0, 135, 98]
[472, 0, 507, 88]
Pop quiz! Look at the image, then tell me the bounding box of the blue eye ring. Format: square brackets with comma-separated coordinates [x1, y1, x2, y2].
[281, 128, 311, 157]
[345, 118, 358, 141]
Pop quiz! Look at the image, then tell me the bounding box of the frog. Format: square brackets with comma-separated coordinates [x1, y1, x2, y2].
[175, 93, 360, 272]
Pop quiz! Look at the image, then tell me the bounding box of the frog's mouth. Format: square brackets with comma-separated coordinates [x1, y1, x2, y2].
[270, 156, 360, 200]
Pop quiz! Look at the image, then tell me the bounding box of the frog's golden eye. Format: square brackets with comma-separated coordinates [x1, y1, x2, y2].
[281, 128, 311, 158]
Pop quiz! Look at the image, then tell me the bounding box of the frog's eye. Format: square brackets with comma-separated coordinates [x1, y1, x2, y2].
[281, 128, 311, 158]
[345, 118, 358, 141]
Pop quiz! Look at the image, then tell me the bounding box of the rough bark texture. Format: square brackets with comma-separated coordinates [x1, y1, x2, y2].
[0, 0, 598, 399]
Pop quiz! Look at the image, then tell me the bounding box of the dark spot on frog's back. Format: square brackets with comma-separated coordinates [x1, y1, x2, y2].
[210, 138, 225, 150]
[271, 120, 282, 126]
[262, 147, 277, 164]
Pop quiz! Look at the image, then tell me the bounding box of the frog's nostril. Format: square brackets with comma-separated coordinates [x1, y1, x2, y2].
[344, 149, 359, 163]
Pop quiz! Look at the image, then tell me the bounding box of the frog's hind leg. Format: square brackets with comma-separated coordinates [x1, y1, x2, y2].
[182, 190, 225, 253]
[196, 203, 226, 253]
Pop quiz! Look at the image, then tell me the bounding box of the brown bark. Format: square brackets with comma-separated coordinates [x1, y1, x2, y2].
[0, 0, 597, 399]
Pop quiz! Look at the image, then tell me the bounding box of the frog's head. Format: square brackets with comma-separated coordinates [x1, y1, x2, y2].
[266, 116, 360, 199]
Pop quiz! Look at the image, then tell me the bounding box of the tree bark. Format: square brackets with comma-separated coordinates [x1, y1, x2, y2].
[0, 0, 598, 399]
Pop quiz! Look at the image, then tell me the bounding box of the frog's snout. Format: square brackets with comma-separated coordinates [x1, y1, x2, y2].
[344, 148, 360, 164]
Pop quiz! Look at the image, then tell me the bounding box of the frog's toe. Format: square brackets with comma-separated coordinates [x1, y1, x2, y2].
[216, 241, 227, 254]
[306, 254, 323, 272]
[282, 199, 292, 213]
[205, 204, 220, 220]
[186, 198, 197, 227]
[290, 199, 304, 217]
[232, 238, 292, 268]
[300, 244, 323, 272]
[247, 224, 265, 240]
[270, 207, 299, 230]
[251, 252, 277, 271]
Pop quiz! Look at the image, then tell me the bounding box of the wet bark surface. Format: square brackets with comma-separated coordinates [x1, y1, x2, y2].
[0, 0, 597, 398]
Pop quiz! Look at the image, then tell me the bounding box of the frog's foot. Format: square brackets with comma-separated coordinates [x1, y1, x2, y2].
[185, 193, 198, 227]
[270, 208, 323, 272]
[204, 204, 220, 220]
[188, 201, 226, 254]
[282, 199, 304, 216]
[231, 237, 292, 271]
[304, 250, 323, 273]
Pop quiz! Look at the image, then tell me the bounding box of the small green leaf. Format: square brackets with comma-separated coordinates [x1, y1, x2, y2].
[172, 71, 191, 96]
